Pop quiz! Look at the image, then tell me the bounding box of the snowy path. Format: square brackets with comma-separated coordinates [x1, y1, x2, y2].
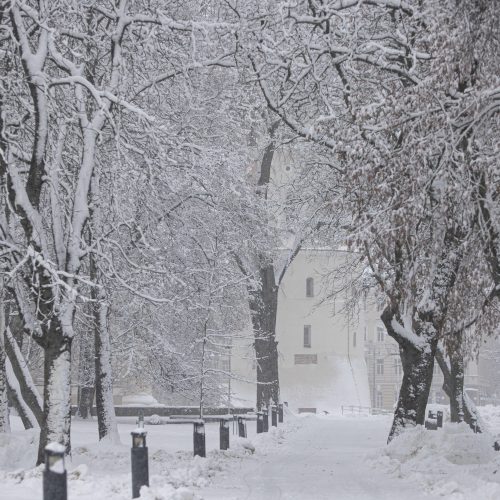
[200, 415, 436, 500]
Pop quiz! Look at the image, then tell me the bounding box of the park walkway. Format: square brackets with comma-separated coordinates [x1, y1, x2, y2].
[199, 414, 436, 499]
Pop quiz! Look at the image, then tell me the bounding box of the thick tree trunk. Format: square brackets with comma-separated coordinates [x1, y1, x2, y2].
[4, 327, 43, 426]
[436, 345, 484, 432]
[389, 341, 436, 441]
[382, 308, 437, 441]
[93, 290, 119, 442]
[249, 264, 280, 410]
[36, 325, 72, 465]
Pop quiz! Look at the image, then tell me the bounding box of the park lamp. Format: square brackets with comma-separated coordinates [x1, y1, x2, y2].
[131, 429, 147, 448]
[45, 443, 66, 474]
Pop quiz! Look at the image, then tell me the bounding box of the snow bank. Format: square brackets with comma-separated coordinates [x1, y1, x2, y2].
[367, 423, 500, 499]
[0, 415, 298, 500]
[0, 429, 38, 471]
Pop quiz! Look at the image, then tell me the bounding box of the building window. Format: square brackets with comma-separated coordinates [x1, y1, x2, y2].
[377, 326, 385, 342]
[376, 391, 383, 408]
[394, 358, 402, 376]
[303, 325, 311, 348]
[306, 277, 314, 297]
[294, 354, 318, 364]
[353, 329, 356, 348]
[376, 359, 384, 375]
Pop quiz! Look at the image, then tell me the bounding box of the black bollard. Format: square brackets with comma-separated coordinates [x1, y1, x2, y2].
[278, 403, 284, 423]
[436, 411, 443, 428]
[271, 406, 278, 427]
[263, 408, 269, 432]
[256, 411, 264, 434]
[471, 417, 478, 434]
[425, 418, 438, 430]
[193, 420, 206, 457]
[43, 443, 67, 500]
[219, 418, 230, 450]
[238, 416, 247, 438]
[131, 429, 149, 499]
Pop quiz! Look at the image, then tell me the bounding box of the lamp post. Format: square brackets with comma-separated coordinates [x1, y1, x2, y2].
[131, 429, 149, 498]
[43, 443, 67, 500]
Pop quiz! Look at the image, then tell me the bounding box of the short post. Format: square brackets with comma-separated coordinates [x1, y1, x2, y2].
[256, 411, 264, 434]
[263, 407, 269, 433]
[271, 405, 278, 427]
[219, 418, 230, 450]
[43, 443, 67, 500]
[238, 416, 247, 438]
[471, 416, 478, 434]
[193, 420, 206, 457]
[131, 429, 149, 499]
[436, 411, 443, 428]
[278, 403, 283, 423]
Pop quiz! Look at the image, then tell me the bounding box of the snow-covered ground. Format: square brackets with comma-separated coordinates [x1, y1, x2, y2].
[2, 409, 500, 499]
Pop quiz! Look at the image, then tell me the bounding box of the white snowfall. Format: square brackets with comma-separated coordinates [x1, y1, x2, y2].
[2, 406, 500, 499]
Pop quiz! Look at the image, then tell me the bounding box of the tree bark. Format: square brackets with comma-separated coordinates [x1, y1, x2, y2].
[77, 386, 94, 419]
[383, 308, 437, 441]
[0, 280, 10, 433]
[76, 309, 95, 420]
[249, 264, 280, 409]
[93, 286, 119, 442]
[436, 345, 483, 432]
[449, 350, 465, 423]
[4, 326, 43, 426]
[36, 324, 72, 465]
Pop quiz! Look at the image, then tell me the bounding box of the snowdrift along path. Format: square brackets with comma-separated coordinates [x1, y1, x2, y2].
[200, 415, 436, 500]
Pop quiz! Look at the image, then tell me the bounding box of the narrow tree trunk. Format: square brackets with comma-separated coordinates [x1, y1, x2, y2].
[436, 345, 484, 432]
[249, 264, 280, 410]
[6, 378, 36, 429]
[77, 386, 95, 419]
[0, 280, 10, 433]
[76, 310, 95, 419]
[4, 327, 43, 426]
[36, 326, 72, 465]
[449, 350, 465, 423]
[93, 290, 119, 442]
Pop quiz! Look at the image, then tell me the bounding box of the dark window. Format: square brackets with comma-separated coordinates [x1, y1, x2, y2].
[294, 354, 318, 364]
[303, 325, 311, 348]
[306, 277, 314, 297]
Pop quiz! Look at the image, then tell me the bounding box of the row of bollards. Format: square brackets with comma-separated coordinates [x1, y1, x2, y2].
[43, 404, 286, 500]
